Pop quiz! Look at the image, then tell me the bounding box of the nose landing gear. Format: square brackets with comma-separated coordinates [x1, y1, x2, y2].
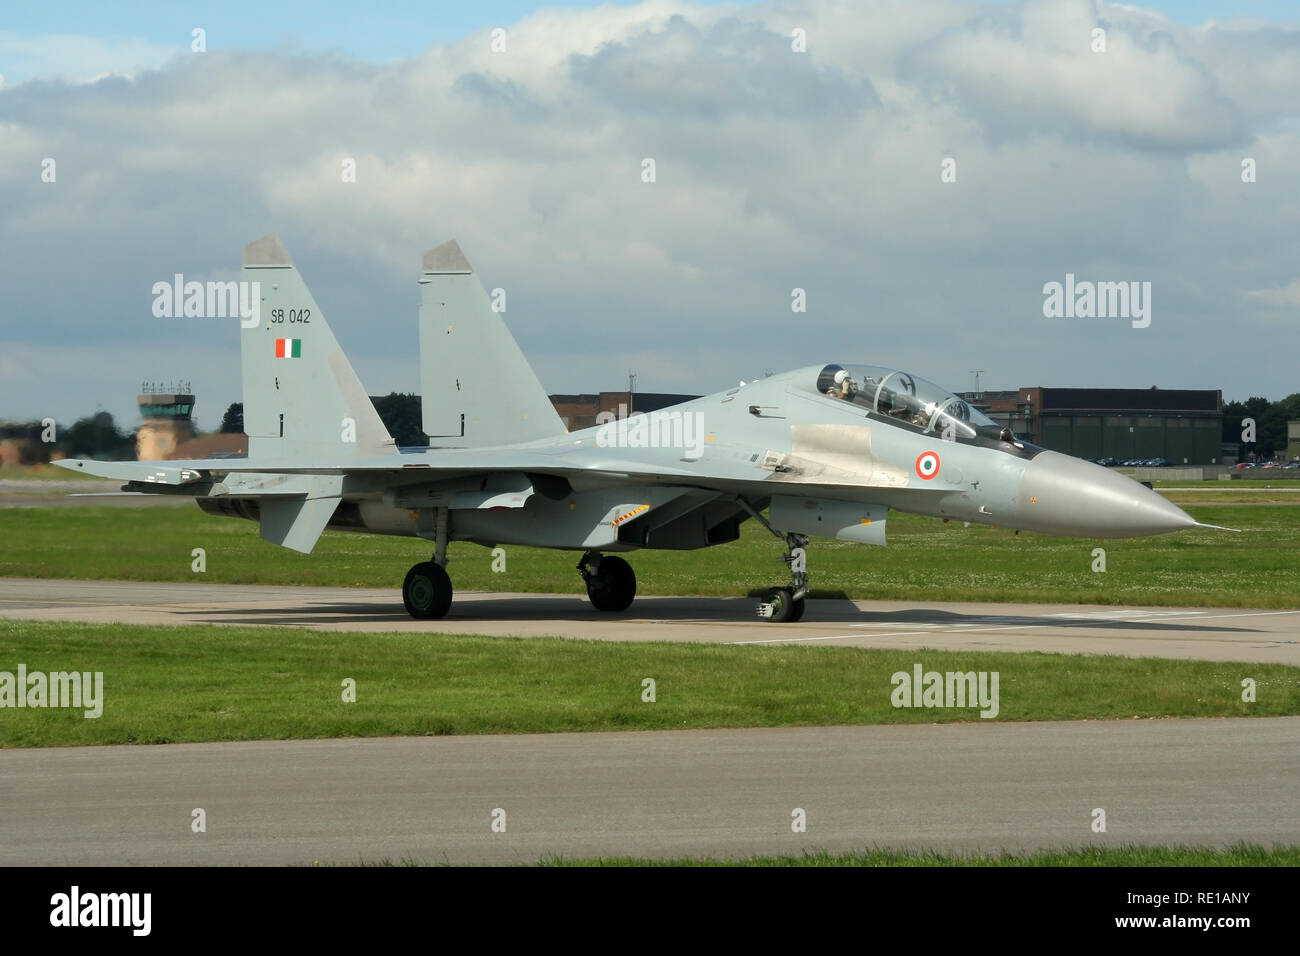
[756, 531, 808, 623]
[737, 499, 809, 624]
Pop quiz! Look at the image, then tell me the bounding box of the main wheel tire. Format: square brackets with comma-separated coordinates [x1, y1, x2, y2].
[760, 586, 797, 623]
[586, 555, 636, 612]
[403, 561, 452, 620]
[790, 597, 806, 622]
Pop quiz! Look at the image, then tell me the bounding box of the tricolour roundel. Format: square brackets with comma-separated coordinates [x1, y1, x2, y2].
[915, 451, 941, 480]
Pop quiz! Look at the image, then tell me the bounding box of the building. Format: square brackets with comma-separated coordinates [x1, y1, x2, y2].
[956, 390, 1031, 438]
[135, 382, 196, 460]
[1287, 421, 1300, 463]
[550, 391, 699, 431]
[961, 387, 1222, 464]
[0, 423, 48, 466]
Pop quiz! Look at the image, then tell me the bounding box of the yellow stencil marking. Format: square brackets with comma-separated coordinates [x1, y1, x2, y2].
[611, 504, 650, 527]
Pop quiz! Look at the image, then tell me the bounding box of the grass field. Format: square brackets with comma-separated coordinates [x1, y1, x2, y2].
[1160, 493, 1300, 503]
[534, 844, 1300, 866]
[1, 499, 1297, 607]
[2, 620, 1295, 748]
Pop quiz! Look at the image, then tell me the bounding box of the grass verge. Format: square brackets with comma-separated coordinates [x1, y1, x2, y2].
[2, 620, 1295, 747]
[531, 843, 1300, 866]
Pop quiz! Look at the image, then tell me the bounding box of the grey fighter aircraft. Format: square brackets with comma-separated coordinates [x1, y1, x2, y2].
[60, 234, 1216, 622]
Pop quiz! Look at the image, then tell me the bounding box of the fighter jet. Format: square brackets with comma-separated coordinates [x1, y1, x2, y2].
[59, 234, 1216, 622]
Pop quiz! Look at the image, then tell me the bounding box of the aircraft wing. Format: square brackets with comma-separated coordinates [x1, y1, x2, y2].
[57, 445, 926, 501]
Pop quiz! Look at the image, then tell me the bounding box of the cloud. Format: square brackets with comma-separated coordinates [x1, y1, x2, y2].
[1245, 277, 1300, 306]
[0, 31, 181, 86]
[568, 14, 879, 119]
[1, 0, 1299, 431]
[897, 0, 1245, 150]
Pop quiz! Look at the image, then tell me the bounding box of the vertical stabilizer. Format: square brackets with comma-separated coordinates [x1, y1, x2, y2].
[240, 234, 395, 460]
[418, 241, 565, 447]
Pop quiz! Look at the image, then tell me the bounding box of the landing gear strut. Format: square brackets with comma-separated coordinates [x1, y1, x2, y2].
[403, 507, 453, 620]
[578, 551, 637, 612]
[738, 500, 808, 624]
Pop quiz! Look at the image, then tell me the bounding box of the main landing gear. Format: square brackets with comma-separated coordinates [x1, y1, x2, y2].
[403, 561, 452, 620]
[738, 500, 808, 624]
[403, 507, 453, 620]
[397, 504, 804, 623]
[578, 551, 637, 612]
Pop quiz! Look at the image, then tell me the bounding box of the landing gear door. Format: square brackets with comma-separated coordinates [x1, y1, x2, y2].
[769, 496, 887, 546]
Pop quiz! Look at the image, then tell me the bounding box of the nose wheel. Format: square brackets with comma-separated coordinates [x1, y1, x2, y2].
[738, 502, 810, 623]
[578, 551, 637, 612]
[758, 586, 805, 623]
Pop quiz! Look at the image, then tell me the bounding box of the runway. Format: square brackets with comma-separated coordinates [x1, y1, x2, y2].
[0, 479, 190, 509]
[1, 577, 1298, 663]
[1, 718, 1295, 865]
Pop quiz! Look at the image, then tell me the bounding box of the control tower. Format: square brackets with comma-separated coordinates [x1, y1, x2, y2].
[136, 381, 196, 460]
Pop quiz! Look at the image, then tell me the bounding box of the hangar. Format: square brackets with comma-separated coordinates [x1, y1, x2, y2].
[962, 387, 1223, 465]
[550, 390, 700, 431]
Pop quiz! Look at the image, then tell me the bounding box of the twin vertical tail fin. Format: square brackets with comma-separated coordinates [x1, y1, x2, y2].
[240, 233, 395, 460]
[232, 234, 559, 552]
[238, 233, 394, 554]
[418, 241, 565, 447]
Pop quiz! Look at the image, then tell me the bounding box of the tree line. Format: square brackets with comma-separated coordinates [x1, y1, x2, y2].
[1222, 394, 1300, 459]
[217, 394, 427, 448]
[1, 393, 429, 460]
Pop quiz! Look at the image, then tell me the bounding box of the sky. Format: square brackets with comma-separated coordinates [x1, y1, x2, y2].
[1, 0, 1298, 430]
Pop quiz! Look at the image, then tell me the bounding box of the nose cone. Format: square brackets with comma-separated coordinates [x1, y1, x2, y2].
[1017, 451, 1197, 538]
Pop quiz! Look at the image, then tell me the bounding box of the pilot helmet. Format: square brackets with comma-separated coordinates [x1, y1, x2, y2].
[833, 369, 849, 385]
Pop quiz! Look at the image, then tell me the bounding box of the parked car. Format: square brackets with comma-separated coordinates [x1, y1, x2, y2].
[1234, 462, 1254, 469]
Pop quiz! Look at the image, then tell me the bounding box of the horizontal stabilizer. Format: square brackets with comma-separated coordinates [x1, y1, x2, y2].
[257, 475, 343, 554]
[56, 459, 202, 485]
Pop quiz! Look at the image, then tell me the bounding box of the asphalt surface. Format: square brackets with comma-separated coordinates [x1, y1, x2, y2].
[2, 718, 1295, 865]
[0, 479, 190, 508]
[2, 578, 1298, 663]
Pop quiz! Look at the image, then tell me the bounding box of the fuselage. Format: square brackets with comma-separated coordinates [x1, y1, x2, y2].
[198, 362, 1197, 549]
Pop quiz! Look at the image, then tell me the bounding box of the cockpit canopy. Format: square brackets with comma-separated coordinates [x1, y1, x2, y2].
[814, 364, 1001, 440]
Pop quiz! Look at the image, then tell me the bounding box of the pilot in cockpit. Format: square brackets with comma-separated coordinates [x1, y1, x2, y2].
[829, 368, 857, 400]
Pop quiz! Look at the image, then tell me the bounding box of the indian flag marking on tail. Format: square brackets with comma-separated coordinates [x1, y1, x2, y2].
[275, 338, 302, 358]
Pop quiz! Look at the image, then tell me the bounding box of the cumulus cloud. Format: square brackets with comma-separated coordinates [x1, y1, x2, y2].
[0, 31, 181, 85]
[1, 0, 1299, 428]
[1245, 277, 1300, 306]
